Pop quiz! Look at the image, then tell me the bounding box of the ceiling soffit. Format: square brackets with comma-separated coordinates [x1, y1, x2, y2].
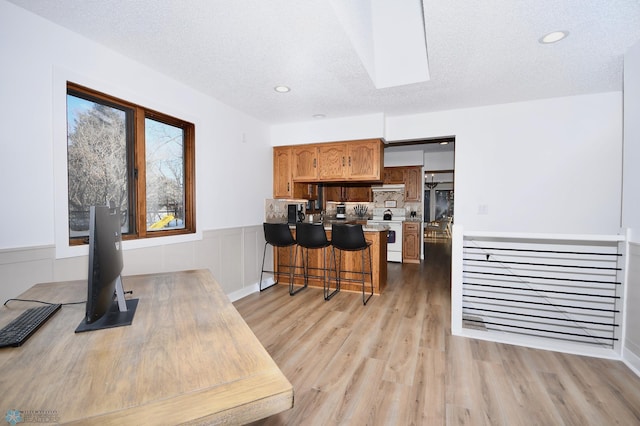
[329, 0, 430, 89]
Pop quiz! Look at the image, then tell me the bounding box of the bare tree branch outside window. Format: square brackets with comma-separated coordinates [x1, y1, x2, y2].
[145, 118, 185, 231]
[67, 95, 129, 236]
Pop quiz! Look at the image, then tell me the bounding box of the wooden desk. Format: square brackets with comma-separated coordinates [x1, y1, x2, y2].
[0, 270, 293, 425]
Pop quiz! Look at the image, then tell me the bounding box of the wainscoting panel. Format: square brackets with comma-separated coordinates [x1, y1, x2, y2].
[0, 245, 55, 305]
[0, 225, 266, 304]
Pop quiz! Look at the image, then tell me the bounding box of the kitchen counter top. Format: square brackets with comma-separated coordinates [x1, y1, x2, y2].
[267, 219, 389, 232]
[322, 220, 389, 232]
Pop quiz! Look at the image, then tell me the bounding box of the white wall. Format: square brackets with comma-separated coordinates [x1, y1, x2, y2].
[623, 42, 640, 240]
[622, 40, 640, 372]
[0, 1, 272, 301]
[386, 93, 623, 235]
[384, 150, 424, 166]
[270, 113, 385, 146]
[424, 150, 455, 171]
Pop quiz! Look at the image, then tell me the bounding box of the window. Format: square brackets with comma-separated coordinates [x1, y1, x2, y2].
[434, 189, 454, 220]
[66, 83, 195, 243]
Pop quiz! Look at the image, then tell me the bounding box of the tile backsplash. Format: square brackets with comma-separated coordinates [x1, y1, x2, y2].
[264, 188, 423, 221]
[372, 189, 422, 218]
[264, 199, 303, 222]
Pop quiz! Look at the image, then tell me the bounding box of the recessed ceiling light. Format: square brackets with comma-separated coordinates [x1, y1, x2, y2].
[274, 85, 290, 93]
[539, 31, 569, 44]
[312, 114, 326, 119]
[440, 141, 449, 145]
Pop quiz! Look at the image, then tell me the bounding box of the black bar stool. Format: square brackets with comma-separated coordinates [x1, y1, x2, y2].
[260, 223, 297, 292]
[295, 223, 337, 299]
[330, 223, 374, 305]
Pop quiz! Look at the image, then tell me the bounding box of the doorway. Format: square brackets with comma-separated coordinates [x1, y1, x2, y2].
[383, 137, 455, 257]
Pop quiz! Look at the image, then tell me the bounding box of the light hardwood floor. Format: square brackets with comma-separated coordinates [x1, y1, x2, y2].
[235, 242, 640, 425]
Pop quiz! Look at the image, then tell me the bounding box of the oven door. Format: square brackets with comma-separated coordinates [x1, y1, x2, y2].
[385, 221, 403, 262]
[369, 220, 403, 262]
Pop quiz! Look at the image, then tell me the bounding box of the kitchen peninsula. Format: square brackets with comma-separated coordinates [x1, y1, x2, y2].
[269, 138, 389, 295]
[270, 221, 388, 295]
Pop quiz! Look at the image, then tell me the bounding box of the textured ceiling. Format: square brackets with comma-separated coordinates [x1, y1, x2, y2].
[8, 0, 640, 124]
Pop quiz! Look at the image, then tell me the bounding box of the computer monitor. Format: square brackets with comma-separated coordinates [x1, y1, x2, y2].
[75, 205, 138, 333]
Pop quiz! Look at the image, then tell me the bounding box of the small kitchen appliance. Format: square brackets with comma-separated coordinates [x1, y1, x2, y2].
[288, 204, 305, 224]
[336, 203, 346, 219]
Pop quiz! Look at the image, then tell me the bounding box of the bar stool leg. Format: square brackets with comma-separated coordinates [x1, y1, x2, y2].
[259, 242, 278, 292]
[325, 247, 340, 300]
[362, 245, 373, 305]
[289, 244, 307, 295]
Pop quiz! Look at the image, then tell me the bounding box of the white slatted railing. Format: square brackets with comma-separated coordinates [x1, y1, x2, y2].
[451, 227, 626, 357]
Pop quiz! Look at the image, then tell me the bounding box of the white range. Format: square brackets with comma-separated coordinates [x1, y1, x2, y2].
[368, 208, 406, 262]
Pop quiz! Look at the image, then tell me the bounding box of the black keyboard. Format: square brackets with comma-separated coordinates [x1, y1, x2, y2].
[0, 304, 62, 348]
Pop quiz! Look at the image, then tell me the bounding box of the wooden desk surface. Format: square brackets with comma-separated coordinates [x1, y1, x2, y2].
[0, 270, 293, 425]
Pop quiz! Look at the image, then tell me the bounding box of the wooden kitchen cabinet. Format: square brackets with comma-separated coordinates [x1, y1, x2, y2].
[324, 184, 372, 202]
[347, 139, 383, 180]
[323, 184, 342, 202]
[294, 183, 319, 200]
[404, 166, 422, 202]
[383, 167, 404, 184]
[292, 145, 318, 181]
[275, 139, 383, 200]
[317, 139, 384, 182]
[402, 221, 421, 264]
[273, 146, 292, 198]
[382, 166, 422, 202]
[346, 185, 372, 202]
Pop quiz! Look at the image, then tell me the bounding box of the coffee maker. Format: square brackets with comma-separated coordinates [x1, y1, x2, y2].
[287, 204, 305, 224]
[336, 203, 346, 219]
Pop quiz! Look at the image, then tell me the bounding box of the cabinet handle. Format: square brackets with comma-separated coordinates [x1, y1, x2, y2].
[349, 156, 351, 166]
[313, 158, 316, 168]
[342, 157, 345, 166]
[287, 182, 290, 191]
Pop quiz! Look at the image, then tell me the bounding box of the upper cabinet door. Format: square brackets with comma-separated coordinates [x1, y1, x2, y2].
[404, 166, 422, 202]
[318, 143, 347, 180]
[383, 167, 405, 184]
[324, 184, 344, 202]
[344, 185, 372, 202]
[347, 139, 383, 181]
[273, 146, 292, 198]
[292, 145, 318, 181]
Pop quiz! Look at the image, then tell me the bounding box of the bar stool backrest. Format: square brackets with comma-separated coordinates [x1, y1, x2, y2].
[331, 223, 367, 251]
[295, 223, 330, 249]
[263, 223, 296, 247]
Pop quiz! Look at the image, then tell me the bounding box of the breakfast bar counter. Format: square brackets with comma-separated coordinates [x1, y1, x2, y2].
[272, 223, 388, 295]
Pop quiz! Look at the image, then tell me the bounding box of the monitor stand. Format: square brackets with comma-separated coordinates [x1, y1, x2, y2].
[75, 276, 139, 333]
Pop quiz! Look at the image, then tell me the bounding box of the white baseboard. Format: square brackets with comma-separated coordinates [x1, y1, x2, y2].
[227, 283, 260, 302]
[227, 276, 277, 302]
[623, 347, 640, 378]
